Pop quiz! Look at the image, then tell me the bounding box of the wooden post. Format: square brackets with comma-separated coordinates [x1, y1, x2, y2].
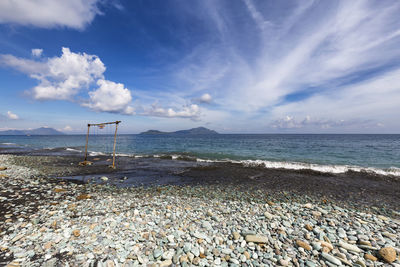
[84, 124, 90, 161]
[112, 121, 120, 168]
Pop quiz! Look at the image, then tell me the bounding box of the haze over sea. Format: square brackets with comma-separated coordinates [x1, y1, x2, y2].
[1, 134, 399, 176]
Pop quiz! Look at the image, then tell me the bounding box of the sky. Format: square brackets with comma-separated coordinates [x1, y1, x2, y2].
[0, 0, 400, 134]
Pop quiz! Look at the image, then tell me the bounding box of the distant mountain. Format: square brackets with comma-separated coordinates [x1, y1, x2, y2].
[0, 127, 64, 135]
[140, 127, 218, 135]
[140, 130, 166, 135]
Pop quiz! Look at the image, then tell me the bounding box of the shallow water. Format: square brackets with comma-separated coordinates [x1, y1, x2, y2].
[1, 134, 399, 176]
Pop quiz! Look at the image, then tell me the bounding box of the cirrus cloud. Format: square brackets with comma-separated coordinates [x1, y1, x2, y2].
[162, 0, 400, 131]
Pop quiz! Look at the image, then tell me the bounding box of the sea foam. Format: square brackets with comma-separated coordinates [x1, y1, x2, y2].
[194, 157, 400, 177]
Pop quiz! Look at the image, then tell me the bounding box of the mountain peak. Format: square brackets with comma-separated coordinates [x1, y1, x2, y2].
[140, 127, 218, 135]
[0, 127, 64, 135]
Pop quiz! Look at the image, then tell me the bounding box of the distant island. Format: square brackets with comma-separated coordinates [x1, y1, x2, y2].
[140, 127, 218, 135]
[0, 127, 64, 135]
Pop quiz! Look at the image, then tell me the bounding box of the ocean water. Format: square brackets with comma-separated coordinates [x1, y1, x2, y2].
[1, 134, 400, 176]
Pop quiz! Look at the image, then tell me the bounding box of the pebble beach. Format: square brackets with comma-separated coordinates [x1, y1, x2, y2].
[1, 154, 399, 267]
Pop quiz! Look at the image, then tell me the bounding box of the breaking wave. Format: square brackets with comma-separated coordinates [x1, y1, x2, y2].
[65, 147, 82, 152]
[134, 153, 400, 177]
[89, 151, 107, 156]
[237, 159, 400, 177]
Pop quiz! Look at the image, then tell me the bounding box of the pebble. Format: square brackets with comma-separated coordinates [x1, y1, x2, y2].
[364, 253, 377, 261]
[305, 224, 313, 231]
[296, 240, 312, 251]
[379, 247, 397, 263]
[264, 211, 275, 219]
[321, 252, 342, 265]
[221, 248, 232, 255]
[319, 241, 333, 251]
[230, 258, 240, 264]
[306, 260, 316, 267]
[245, 235, 268, 243]
[232, 231, 240, 240]
[304, 203, 313, 209]
[338, 241, 362, 253]
[153, 248, 163, 258]
[0, 154, 399, 267]
[279, 259, 289, 266]
[162, 250, 174, 260]
[160, 259, 172, 267]
[202, 221, 212, 230]
[72, 229, 80, 237]
[355, 259, 366, 267]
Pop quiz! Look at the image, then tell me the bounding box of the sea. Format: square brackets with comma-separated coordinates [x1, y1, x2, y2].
[1, 134, 400, 176]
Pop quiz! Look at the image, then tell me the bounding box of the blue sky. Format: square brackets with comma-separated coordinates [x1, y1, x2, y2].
[1, 0, 400, 133]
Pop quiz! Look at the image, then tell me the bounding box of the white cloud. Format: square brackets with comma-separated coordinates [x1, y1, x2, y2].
[84, 79, 134, 114]
[0, 54, 48, 74]
[1, 47, 106, 100]
[143, 104, 200, 119]
[63, 125, 73, 132]
[0, 47, 140, 116]
[242, 0, 272, 32]
[192, 93, 212, 104]
[164, 0, 400, 131]
[199, 93, 212, 103]
[270, 68, 400, 128]
[270, 115, 380, 130]
[31, 49, 43, 57]
[174, 45, 230, 94]
[33, 47, 105, 100]
[7, 111, 19, 120]
[0, 0, 102, 29]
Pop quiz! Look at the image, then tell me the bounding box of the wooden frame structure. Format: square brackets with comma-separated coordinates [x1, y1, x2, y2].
[82, 121, 121, 168]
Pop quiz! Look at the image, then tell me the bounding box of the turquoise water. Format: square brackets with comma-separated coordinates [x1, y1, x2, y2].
[1, 134, 399, 175]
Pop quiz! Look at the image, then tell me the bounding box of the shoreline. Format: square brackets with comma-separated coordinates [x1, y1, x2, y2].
[4, 151, 400, 214]
[0, 153, 399, 266]
[2, 142, 400, 178]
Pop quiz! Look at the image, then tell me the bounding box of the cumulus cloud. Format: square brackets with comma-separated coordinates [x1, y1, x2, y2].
[31, 49, 43, 57]
[84, 79, 134, 114]
[0, 47, 139, 116]
[1, 47, 105, 100]
[0, 47, 203, 120]
[7, 111, 19, 120]
[0, 0, 102, 29]
[193, 93, 212, 104]
[33, 47, 105, 100]
[143, 104, 200, 119]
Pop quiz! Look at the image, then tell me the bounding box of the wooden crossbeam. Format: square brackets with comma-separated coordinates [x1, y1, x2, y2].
[88, 121, 121, 126]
